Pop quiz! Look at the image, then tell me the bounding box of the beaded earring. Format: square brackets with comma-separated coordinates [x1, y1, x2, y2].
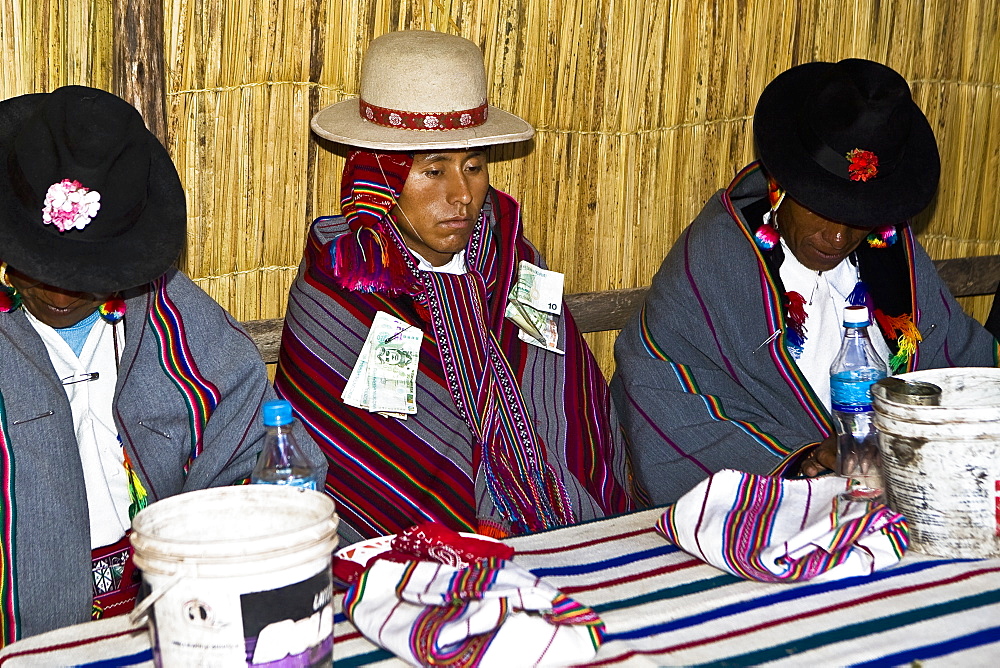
[0, 263, 22, 313]
[98, 297, 126, 324]
[753, 177, 785, 251]
[867, 225, 897, 248]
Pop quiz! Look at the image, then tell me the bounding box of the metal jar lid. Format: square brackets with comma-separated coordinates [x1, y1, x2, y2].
[875, 377, 942, 406]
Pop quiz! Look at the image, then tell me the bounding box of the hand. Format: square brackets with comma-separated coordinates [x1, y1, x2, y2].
[800, 436, 837, 477]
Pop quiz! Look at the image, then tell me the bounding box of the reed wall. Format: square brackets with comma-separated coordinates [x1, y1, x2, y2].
[2, 0, 998, 375]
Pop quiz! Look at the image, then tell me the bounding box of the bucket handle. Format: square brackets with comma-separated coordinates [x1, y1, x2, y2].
[128, 569, 185, 626]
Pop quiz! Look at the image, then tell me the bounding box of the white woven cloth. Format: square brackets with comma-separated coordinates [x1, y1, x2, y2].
[657, 469, 909, 582]
[344, 557, 604, 667]
[5, 507, 999, 667]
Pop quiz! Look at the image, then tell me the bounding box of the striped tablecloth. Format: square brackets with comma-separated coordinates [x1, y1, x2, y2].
[2, 507, 998, 666]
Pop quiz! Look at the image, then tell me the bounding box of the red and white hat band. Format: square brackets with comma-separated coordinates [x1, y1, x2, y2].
[359, 99, 488, 131]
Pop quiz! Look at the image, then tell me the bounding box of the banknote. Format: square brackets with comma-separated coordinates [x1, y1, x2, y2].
[510, 261, 563, 315]
[507, 300, 564, 354]
[368, 321, 421, 415]
[343, 311, 422, 416]
[342, 322, 377, 410]
[504, 300, 544, 342]
[506, 261, 565, 355]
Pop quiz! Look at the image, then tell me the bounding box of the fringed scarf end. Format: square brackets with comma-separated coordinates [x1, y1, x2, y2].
[875, 309, 922, 373]
[332, 226, 415, 295]
[847, 281, 871, 308]
[783, 291, 807, 354]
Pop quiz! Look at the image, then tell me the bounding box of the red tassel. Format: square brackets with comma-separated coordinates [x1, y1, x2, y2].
[333, 225, 415, 295]
[783, 291, 807, 352]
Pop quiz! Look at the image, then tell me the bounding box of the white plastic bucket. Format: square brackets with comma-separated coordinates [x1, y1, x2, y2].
[872, 368, 1000, 558]
[131, 486, 339, 667]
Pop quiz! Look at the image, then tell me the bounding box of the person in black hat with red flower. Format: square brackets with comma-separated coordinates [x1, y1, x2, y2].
[0, 86, 323, 645]
[611, 59, 998, 505]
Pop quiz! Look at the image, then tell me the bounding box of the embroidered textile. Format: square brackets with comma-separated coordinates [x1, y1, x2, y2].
[657, 469, 909, 582]
[611, 162, 999, 505]
[0, 270, 315, 645]
[344, 556, 605, 667]
[90, 533, 139, 620]
[277, 155, 632, 540]
[359, 99, 488, 131]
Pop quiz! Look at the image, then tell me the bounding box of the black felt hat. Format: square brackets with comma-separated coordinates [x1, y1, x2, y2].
[0, 86, 185, 293]
[754, 59, 940, 228]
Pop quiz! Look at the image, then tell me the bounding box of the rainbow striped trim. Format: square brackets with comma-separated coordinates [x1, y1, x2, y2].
[638, 304, 790, 458]
[548, 592, 607, 648]
[342, 566, 370, 620]
[402, 559, 498, 666]
[658, 473, 910, 583]
[0, 392, 18, 646]
[899, 226, 921, 373]
[147, 276, 221, 472]
[341, 179, 398, 227]
[724, 164, 833, 437]
[346, 557, 606, 663]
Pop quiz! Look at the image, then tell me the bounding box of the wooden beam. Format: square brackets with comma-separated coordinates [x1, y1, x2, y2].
[564, 287, 648, 332]
[242, 254, 1000, 363]
[112, 0, 167, 145]
[932, 254, 1000, 300]
[242, 318, 284, 366]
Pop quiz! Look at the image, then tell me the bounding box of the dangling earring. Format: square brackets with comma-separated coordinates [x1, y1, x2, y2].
[99, 297, 126, 324]
[0, 262, 22, 313]
[867, 225, 897, 248]
[754, 177, 785, 251]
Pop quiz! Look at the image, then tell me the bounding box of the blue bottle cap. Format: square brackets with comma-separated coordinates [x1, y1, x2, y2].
[262, 400, 293, 426]
[843, 305, 870, 328]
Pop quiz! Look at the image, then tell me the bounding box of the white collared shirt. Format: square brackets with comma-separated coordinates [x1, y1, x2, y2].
[779, 239, 892, 409]
[411, 249, 468, 275]
[26, 310, 130, 548]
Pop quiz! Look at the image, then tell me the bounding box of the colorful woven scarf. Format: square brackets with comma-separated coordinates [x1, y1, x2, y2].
[331, 150, 574, 534]
[331, 151, 417, 295]
[147, 275, 222, 473]
[422, 263, 574, 534]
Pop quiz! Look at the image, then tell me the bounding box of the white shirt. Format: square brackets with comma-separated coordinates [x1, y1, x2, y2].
[26, 310, 131, 548]
[412, 249, 468, 275]
[778, 239, 892, 410]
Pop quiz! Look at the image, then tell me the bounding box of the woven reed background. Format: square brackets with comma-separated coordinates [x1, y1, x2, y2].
[2, 0, 998, 375]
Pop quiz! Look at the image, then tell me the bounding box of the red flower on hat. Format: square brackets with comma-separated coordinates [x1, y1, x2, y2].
[846, 149, 879, 182]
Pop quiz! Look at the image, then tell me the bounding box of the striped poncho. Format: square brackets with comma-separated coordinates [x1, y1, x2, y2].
[0, 270, 305, 645]
[611, 162, 999, 505]
[276, 180, 633, 542]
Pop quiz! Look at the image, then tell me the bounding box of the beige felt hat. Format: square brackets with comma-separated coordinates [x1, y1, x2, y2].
[311, 31, 534, 150]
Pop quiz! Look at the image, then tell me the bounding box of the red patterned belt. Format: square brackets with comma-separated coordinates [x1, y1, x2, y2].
[91, 532, 140, 620]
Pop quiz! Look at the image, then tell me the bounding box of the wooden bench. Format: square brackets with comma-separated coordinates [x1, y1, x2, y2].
[244, 254, 1000, 364]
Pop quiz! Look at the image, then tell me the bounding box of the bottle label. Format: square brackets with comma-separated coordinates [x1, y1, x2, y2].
[830, 370, 885, 409]
[256, 478, 317, 492]
[831, 402, 874, 413]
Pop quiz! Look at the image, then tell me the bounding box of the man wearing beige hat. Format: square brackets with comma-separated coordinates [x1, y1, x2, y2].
[276, 31, 634, 542]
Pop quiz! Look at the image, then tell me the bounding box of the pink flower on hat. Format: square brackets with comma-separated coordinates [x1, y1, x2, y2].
[42, 179, 101, 232]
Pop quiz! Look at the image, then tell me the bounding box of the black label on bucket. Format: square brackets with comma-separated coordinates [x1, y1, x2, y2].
[241, 569, 334, 667]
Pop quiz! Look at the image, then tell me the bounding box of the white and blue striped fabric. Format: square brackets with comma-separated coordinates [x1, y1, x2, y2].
[1, 507, 997, 667]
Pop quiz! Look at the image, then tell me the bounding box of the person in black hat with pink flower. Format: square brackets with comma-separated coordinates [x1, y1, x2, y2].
[612, 59, 997, 505]
[0, 86, 323, 645]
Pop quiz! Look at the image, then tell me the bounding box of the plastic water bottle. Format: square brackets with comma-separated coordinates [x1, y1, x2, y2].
[251, 400, 322, 491]
[829, 306, 888, 501]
